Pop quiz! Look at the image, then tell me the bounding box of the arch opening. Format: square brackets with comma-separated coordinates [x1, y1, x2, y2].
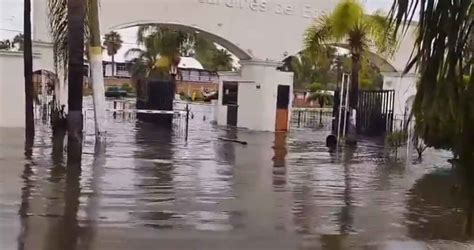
[107, 22, 252, 61]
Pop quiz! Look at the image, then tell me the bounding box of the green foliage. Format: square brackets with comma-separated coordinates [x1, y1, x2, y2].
[131, 26, 234, 76]
[308, 82, 333, 108]
[386, 131, 407, 158]
[386, 131, 406, 148]
[389, 0, 473, 165]
[121, 83, 134, 93]
[194, 38, 233, 71]
[305, 0, 397, 98]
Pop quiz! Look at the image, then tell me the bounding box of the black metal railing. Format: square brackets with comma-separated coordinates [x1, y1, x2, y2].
[291, 108, 333, 130]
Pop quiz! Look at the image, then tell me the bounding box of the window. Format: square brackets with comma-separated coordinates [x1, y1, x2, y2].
[222, 81, 238, 105]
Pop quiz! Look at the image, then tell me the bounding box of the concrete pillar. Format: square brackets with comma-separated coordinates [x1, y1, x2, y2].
[381, 72, 418, 118]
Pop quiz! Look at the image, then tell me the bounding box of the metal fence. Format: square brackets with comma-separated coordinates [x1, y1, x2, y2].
[291, 108, 333, 130]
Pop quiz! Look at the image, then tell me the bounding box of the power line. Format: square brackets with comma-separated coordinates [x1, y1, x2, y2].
[0, 28, 21, 33]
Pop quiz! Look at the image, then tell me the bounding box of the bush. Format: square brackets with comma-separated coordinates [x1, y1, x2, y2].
[385, 131, 407, 159]
[121, 83, 134, 93]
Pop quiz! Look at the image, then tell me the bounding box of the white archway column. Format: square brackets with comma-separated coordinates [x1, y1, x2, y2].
[381, 71, 418, 119]
[217, 60, 294, 132]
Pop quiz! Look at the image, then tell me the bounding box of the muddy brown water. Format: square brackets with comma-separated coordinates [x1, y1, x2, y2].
[1, 102, 473, 249]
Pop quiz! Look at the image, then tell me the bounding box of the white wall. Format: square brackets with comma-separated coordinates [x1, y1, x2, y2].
[0, 52, 26, 128]
[382, 72, 417, 118]
[237, 81, 261, 130]
[104, 64, 113, 77]
[217, 60, 293, 132]
[34, 0, 417, 72]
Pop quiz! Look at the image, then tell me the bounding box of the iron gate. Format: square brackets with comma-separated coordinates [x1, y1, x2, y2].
[357, 90, 395, 136]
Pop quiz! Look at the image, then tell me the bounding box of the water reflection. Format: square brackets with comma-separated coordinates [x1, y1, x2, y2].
[3, 102, 474, 249]
[406, 168, 469, 240]
[134, 123, 175, 229]
[272, 132, 287, 187]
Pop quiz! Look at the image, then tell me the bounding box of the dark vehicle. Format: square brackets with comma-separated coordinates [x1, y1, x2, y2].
[105, 86, 127, 98]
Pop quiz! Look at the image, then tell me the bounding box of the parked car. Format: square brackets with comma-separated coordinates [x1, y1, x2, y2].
[105, 86, 127, 98]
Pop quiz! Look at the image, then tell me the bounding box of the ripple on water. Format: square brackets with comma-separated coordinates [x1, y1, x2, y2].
[1, 100, 471, 250]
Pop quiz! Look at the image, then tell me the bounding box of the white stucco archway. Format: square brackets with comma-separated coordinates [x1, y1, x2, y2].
[21, 0, 421, 131]
[33, 0, 418, 70]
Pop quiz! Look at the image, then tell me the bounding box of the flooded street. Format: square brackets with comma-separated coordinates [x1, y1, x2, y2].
[1, 102, 473, 249]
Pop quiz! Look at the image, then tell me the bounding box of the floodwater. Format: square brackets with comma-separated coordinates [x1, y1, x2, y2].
[1, 101, 473, 250]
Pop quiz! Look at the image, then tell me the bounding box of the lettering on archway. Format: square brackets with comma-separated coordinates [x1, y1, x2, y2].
[198, 0, 325, 18]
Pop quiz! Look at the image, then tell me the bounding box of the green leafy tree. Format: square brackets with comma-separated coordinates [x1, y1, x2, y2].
[209, 49, 233, 71]
[308, 82, 332, 108]
[136, 25, 234, 72]
[290, 53, 315, 89]
[126, 31, 184, 80]
[103, 31, 123, 76]
[389, 0, 473, 167]
[305, 0, 397, 109]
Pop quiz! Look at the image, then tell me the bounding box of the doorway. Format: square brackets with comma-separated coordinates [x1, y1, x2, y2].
[276, 85, 290, 131]
[223, 81, 238, 127]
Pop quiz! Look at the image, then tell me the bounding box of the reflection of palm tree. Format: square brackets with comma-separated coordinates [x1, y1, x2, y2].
[62, 165, 82, 250]
[134, 123, 176, 228]
[339, 146, 355, 234]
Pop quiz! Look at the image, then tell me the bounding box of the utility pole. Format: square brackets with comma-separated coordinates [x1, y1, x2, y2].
[67, 0, 86, 164]
[24, 0, 34, 142]
[88, 0, 107, 141]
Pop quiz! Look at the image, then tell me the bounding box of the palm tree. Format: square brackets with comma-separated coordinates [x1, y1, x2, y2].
[210, 49, 233, 71]
[24, 0, 34, 140]
[389, 1, 473, 168]
[126, 29, 188, 80]
[305, 0, 396, 109]
[136, 25, 233, 71]
[48, 0, 107, 138]
[66, 0, 86, 163]
[103, 31, 123, 76]
[13, 33, 24, 51]
[290, 53, 316, 89]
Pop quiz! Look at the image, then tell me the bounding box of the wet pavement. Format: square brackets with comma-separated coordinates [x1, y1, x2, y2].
[1, 102, 473, 249]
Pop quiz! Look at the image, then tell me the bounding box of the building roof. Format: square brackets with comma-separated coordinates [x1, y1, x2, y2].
[178, 57, 204, 70]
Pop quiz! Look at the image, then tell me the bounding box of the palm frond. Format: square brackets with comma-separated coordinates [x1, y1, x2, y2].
[364, 12, 399, 57]
[389, 0, 474, 152]
[48, 0, 68, 78]
[48, 0, 90, 80]
[304, 15, 332, 59]
[329, 0, 364, 40]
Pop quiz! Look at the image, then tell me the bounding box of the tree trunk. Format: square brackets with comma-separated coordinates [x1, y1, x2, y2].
[111, 55, 115, 76]
[88, 0, 107, 140]
[350, 54, 360, 109]
[24, 0, 34, 141]
[67, 0, 86, 164]
[346, 53, 361, 144]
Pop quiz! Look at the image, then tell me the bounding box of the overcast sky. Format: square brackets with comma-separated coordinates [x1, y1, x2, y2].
[0, 0, 393, 61]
